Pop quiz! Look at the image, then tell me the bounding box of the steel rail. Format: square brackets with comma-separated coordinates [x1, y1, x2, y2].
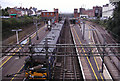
[1, 44, 120, 47]
[2, 51, 120, 54]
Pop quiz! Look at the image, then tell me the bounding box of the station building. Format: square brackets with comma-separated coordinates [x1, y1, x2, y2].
[41, 8, 59, 23]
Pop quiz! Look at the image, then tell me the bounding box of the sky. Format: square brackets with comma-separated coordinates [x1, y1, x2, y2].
[0, 0, 110, 13]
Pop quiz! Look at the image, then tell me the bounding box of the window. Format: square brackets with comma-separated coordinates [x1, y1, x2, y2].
[51, 13, 53, 15]
[44, 13, 45, 15]
[95, 10, 98, 13]
[47, 13, 49, 15]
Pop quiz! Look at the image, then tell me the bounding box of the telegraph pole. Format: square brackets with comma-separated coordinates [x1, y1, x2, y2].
[101, 36, 106, 73]
[82, 22, 85, 40]
[45, 38, 50, 80]
[12, 29, 22, 44]
[99, 36, 106, 73]
[33, 18, 39, 40]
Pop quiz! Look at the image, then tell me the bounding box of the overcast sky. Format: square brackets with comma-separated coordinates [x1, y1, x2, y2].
[0, 0, 110, 13]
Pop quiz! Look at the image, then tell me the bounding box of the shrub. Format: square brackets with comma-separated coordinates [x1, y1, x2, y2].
[2, 17, 33, 40]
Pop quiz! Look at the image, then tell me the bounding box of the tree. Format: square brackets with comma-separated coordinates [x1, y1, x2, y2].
[107, 1, 120, 40]
[1, 7, 10, 16]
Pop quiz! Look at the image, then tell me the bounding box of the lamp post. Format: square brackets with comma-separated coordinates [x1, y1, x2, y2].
[12, 29, 22, 44]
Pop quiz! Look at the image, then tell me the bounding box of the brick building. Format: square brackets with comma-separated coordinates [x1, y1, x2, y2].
[8, 7, 37, 18]
[54, 8, 59, 22]
[93, 6, 102, 17]
[8, 8, 21, 18]
[79, 6, 102, 18]
[41, 12, 55, 17]
[74, 9, 79, 18]
[79, 8, 94, 18]
[85, 9, 94, 17]
[79, 8, 86, 14]
[41, 8, 59, 22]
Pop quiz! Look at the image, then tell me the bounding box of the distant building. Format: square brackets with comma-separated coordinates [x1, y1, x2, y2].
[23, 8, 29, 16]
[79, 8, 86, 14]
[28, 7, 37, 16]
[79, 6, 102, 18]
[74, 9, 79, 18]
[41, 11, 55, 18]
[8, 7, 37, 18]
[79, 8, 94, 18]
[102, 4, 115, 18]
[80, 14, 88, 18]
[54, 8, 59, 22]
[93, 6, 102, 17]
[36, 10, 47, 16]
[17, 7, 28, 16]
[41, 8, 59, 22]
[85, 9, 94, 17]
[8, 8, 21, 18]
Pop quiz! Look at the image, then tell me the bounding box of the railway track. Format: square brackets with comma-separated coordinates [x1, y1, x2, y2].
[1, 27, 37, 56]
[90, 25, 120, 80]
[54, 18, 83, 80]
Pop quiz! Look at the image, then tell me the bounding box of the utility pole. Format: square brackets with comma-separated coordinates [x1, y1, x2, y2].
[82, 22, 85, 40]
[29, 36, 34, 67]
[45, 38, 50, 80]
[88, 46, 91, 59]
[101, 36, 106, 73]
[99, 36, 106, 73]
[33, 18, 39, 40]
[12, 29, 22, 44]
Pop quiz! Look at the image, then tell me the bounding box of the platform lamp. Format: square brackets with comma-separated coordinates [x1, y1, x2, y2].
[12, 29, 22, 44]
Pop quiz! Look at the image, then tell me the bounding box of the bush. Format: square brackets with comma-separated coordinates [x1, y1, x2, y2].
[107, 2, 120, 41]
[2, 17, 33, 40]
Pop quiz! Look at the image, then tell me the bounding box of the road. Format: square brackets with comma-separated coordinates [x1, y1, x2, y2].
[1, 24, 49, 81]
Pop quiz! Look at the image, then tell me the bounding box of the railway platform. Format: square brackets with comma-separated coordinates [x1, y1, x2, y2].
[70, 24, 112, 81]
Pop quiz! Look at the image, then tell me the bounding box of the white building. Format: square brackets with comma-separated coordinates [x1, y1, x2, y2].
[102, 4, 115, 19]
[31, 9, 36, 16]
[79, 14, 88, 18]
